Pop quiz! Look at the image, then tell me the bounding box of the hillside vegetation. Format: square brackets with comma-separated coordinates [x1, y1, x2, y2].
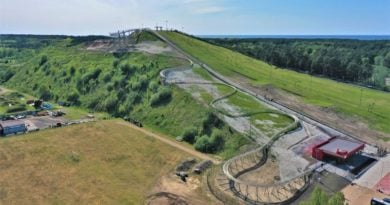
[207, 38, 390, 91]
[0, 33, 248, 158]
[0, 120, 191, 204]
[160, 32, 390, 134]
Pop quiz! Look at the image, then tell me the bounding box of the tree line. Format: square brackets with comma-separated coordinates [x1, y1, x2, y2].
[206, 38, 390, 91]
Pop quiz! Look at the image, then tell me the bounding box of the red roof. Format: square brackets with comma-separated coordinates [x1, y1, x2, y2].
[317, 138, 365, 159]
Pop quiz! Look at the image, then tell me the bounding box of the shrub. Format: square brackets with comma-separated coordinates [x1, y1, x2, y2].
[113, 59, 120, 68]
[103, 73, 112, 83]
[120, 64, 135, 76]
[39, 85, 52, 100]
[182, 127, 198, 144]
[0, 70, 14, 83]
[102, 93, 118, 112]
[6, 104, 26, 113]
[150, 87, 172, 106]
[194, 135, 210, 152]
[67, 91, 80, 105]
[70, 66, 76, 76]
[194, 129, 225, 153]
[39, 55, 48, 66]
[148, 81, 159, 93]
[300, 187, 345, 205]
[201, 111, 223, 134]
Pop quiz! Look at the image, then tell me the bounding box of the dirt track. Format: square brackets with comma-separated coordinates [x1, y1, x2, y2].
[116, 121, 221, 164]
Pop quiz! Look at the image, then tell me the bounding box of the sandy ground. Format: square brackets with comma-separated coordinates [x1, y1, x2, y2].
[0, 86, 10, 95]
[147, 174, 212, 205]
[86, 39, 181, 56]
[342, 184, 388, 204]
[238, 156, 280, 185]
[135, 42, 173, 54]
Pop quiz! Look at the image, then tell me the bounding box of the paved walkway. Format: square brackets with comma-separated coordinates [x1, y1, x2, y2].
[354, 154, 390, 190]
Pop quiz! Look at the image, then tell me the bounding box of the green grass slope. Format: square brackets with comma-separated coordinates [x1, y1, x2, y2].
[0, 34, 249, 158]
[160, 32, 390, 134]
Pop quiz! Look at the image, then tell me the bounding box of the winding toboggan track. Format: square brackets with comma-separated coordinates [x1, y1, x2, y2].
[153, 30, 318, 204]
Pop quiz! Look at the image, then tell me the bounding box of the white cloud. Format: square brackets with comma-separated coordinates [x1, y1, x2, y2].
[193, 6, 228, 14]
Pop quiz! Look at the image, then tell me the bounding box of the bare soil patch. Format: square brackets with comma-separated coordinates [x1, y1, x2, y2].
[147, 173, 215, 205]
[238, 156, 280, 185]
[342, 184, 388, 205]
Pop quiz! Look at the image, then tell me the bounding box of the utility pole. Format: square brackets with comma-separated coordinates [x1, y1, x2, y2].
[165, 20, 168, 31]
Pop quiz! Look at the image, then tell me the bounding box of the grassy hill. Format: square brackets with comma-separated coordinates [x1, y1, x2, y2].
[0, 33, 249, 158]
[0, 120, 195, 204]
[159, 32, 390, 136]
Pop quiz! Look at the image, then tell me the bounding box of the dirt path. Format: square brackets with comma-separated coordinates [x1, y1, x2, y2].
[116, 121, 221, 164]
[0, 86, 10, 95]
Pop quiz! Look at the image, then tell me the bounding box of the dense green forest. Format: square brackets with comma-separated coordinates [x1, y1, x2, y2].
[0, 34, 248, 159]
[205, 38, 390, 91]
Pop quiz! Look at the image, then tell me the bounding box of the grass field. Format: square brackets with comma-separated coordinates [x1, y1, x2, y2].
[0, 120, 192, 204]
[160, 32, 390, 134]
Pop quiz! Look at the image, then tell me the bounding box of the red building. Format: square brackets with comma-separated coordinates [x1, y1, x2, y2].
[312, 137, 365, 161]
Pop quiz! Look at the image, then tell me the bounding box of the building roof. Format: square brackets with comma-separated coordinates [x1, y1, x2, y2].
[0, 120, 26, 128]
[318, 138, 364, 159]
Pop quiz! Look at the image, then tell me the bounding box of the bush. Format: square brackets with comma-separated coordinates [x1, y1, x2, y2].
[150, 87, 172, 106]
[102, 93, 118, 112]
[194, 135, 211, 152]
[120, 64, 135, 76]
[182, 127, 198, 144]
[300, 187, 345, 205]
[113, 59, 120, 68]
[39, 55, 48, 66]
[201, 111, 223, 134]
[6, 104, 26, 113]
[103, 73, 112, 83]
[0, 70, 14, 83]
[194, 129, 225, 153]
[67, 91, 80, 105]
[148, 81, 159, 93]
[70, 66, 76, 76]
[39, 85, 52, 100]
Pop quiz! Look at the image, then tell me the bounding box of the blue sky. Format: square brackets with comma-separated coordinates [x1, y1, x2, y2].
[0, 0, 389, 35]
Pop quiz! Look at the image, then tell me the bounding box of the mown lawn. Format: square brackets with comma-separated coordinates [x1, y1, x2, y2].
[160, 32, 390, 134]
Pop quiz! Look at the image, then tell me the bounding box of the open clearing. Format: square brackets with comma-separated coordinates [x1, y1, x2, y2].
[0, 120, 212, 204]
